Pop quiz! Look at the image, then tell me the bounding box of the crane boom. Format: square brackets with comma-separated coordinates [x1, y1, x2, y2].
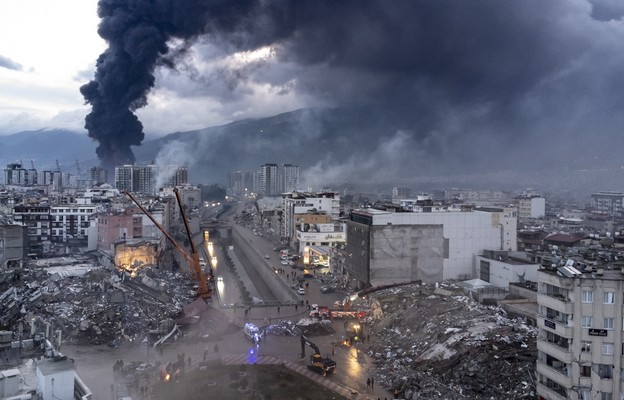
[125, 190, 210, 299]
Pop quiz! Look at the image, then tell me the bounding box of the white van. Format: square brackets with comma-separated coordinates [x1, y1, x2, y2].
[243, 322, 261, 343]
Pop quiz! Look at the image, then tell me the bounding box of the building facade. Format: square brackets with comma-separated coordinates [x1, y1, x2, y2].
[281, 191, 340, 243]
[516, 196, 546, 220]
[114, 165, 158, 195]
[343, 206, 518, 286]
[591, 191, 624, 218]
[536, 266, 624, 400]
[258, 163, 279, 197]
[50, 204, 99, 244]
[282, 164, 299, 193]
[12, 204, 51, 257]
[0, 216, 25, 269]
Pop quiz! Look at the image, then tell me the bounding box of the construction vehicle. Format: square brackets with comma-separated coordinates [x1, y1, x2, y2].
[300, 335, 336, 376]
[125, 188, 211, 299]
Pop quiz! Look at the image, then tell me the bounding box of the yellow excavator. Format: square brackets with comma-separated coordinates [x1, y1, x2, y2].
[125, 188, 211, 299]
[300, 335, 336, 376]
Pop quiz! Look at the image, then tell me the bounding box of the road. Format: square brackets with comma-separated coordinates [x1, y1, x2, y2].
[61, 199, 390, 399]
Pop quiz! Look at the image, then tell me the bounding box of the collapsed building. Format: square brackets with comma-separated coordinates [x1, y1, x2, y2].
[364, 282, 537, 400]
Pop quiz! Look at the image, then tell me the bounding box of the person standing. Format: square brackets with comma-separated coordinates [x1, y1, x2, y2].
[367, 377, 371, 389]
[371, 376, 374, 389]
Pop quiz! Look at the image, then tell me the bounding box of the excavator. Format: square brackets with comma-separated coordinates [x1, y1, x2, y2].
[300, 335, 336, 376]
[125, 188, 211, 299]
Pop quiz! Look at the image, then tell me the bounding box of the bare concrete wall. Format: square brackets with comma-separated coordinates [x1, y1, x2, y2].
[370, 224, 444, 285]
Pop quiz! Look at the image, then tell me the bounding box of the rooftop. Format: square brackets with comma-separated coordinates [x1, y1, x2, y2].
[37, 358, 74, 376]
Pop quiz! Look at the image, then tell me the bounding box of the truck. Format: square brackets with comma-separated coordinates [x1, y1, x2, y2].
[309, 304, 366, 320]
[300, 335, 336, 376]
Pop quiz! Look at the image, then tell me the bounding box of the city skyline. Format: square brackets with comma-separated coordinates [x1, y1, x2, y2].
[2, 1, 624, 191]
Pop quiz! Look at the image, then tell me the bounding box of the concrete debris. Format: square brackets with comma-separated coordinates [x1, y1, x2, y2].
[0, 257, 204, 347]
[365, 281, 537, 400]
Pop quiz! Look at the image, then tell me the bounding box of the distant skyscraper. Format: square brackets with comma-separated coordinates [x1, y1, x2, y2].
[227, 171, 244, 195]
[165, 166, 188, 187]
[89, 166, 108, 186]
[259, 163, 279, 196]
[3, 163, 26, 185]
[282, 164, 299, 193]
[115, 164, 158, 195]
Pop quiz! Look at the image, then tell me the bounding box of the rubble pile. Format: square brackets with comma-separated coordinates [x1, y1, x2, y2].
[367, 282, 537, 400]
[264, 320, 301, 337]
[0, 261, 200, 346]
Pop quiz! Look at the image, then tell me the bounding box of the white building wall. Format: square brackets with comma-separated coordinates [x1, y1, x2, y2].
[369, 209, 516, 281]
[37, 365, 74, 400]
[475, 255, 538, 288]
[530, 197, 546, 219]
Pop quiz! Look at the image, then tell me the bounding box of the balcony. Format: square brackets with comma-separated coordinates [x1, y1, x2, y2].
[536, 382, 566, 400]
[537, 293, 573, 315]
[537, 339, 572, 363]
[536, 360, 572, 387]
[538, 316, 573, 338]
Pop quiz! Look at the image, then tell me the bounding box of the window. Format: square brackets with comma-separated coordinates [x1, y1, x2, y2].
[598, 364, 613, 379]
[602, 342, 614, 355]
[604, 291, 615, 304]
[601, 392, 612, 400]
[604, 318, 615, 330]
[580, 365, 591, 378]
[582, 316, 593, 328]
[581, 341, 592, 352]
[582, 290, 593, 303]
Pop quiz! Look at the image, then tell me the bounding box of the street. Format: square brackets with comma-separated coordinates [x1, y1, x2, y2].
[61, 200, 390, 399]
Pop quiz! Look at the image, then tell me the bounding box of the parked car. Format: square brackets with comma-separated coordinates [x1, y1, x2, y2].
[320, 285, 335, 294]
[264, 254, 270, 259]
[297, 287, 306, 295]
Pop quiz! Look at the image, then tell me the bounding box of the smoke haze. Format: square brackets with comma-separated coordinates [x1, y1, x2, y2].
[82, 0, 624, 190]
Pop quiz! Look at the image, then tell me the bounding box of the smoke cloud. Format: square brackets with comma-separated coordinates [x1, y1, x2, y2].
[0, 55, 23, 71]
[80, 0, 260, 175]
[83, 0, 624, 191]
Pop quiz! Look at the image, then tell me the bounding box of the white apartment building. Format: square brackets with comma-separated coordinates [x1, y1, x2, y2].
[281, 191, 340, 242]
[258, 163, 279, 197]
[114, 164, 158, 195]
[282, 164, 300, 193]
[591, 191, 624, 218]
[537, 266, 624, 400]
[516, 196, 546, 219]
[50, 204, 101, 243]
[344, 206, 517, 286]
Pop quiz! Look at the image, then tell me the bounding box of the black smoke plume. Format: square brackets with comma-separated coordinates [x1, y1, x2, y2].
[81, 0, 260, 174]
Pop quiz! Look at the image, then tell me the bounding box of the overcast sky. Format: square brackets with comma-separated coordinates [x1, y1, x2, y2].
[2, 0, 624, 190]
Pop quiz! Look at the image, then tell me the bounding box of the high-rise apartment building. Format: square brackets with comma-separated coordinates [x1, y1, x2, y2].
[591, 191, 624, 218]
[536, 265, 624, 400]
[227, 171, 244, 195]
[89, 167, 108, 186]
[114, 165, 158, 195]
[4, 163, 27, 185]
[282, 164, 299, 193]
[160, 165, 188, 187]
[258, 163, 279, 197]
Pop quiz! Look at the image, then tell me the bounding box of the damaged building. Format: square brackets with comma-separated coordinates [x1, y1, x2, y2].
[343, 205, 517, 287]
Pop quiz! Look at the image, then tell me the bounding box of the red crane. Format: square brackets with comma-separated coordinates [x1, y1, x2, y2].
[125, 188, 210, 299]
